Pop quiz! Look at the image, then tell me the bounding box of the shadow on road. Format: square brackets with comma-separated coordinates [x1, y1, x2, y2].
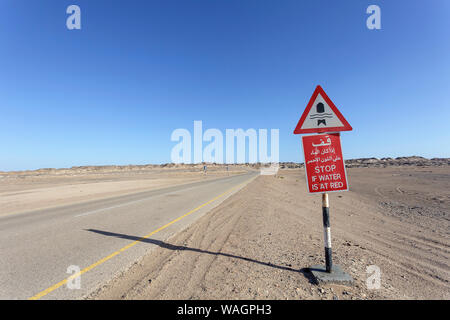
[85, 228, 316, 284]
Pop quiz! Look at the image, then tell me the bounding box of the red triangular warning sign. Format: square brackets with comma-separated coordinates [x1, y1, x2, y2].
[294, 85, 352, 134]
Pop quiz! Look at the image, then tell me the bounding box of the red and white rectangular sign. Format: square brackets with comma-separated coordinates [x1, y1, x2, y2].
[302, 133, 348, 193]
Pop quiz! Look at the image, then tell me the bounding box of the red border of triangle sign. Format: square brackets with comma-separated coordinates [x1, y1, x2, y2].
[293, 85, 352, 134]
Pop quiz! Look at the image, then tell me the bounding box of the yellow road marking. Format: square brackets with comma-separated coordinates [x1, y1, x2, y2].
[29, 179, 251, 300]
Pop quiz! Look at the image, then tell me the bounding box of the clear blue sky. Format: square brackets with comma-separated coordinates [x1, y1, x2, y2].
[1, 0, 449, 171]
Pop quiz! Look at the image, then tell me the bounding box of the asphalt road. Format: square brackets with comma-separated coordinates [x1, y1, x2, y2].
[0, 171, 258, 299]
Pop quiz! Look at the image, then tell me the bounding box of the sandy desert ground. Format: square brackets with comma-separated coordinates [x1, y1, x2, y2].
[1, 162, 448, 300]
[87, 166, 450, 300]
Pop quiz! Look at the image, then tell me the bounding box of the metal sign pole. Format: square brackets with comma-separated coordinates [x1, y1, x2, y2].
[322, 193, 332, 272]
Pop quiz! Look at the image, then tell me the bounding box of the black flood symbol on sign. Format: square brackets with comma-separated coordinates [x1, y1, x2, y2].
[309, 102, 333, 126]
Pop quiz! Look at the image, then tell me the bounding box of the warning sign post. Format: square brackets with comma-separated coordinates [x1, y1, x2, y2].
[294, 85, 353, 285]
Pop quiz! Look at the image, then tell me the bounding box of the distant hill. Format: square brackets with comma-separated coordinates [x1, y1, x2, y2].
[0, 156, 449, 175]
[280, 156, 450, 169]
